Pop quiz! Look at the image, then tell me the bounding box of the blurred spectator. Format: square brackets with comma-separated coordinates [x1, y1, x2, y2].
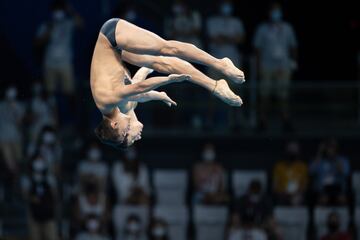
[310, 138, 350, 206]
[35, 0, 82, 96]
[320, 212, 352, 240]
[78, 142, 108, 192]
[0, 86, 25, 175]
[206, 0, 245, 78]
[273, 141, 308, 205]
[28, 82, 57, 144]
[254, 2, 297, 131]
[73, 181, 110, 235]
[75, 215, 110, 240]
[123, 214, 147, 240]
[234, 179, 272, 227]
[22, 154, 59, 240]
[192, 143, 229, 205]
[29, 126, 62, 177]
[112, 147, 150, 205]
[148, 218, 170, 240]
[226, 212, 267, 240]
[164, 0, 203, 48]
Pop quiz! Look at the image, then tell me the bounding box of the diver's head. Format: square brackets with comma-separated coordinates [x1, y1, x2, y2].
[94, 108, 143, 149]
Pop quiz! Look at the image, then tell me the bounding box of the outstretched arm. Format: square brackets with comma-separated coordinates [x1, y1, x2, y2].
[127, 90, 177, 107]
[115, 74, 190, 100]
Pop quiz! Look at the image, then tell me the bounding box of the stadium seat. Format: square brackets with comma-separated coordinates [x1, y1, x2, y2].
[113, 204, 149, 239]
[153, 169, 188, 205]
[274, 207, 309, 240]
[352, 172, 360, 205]
[154, 205, 189, 240]
[232, 170, 267, 197]
[193, 205, 228, 240]
[314, 207, 349, 239]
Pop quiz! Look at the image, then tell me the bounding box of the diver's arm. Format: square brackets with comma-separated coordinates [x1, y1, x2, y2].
[127, 90, 177, 106]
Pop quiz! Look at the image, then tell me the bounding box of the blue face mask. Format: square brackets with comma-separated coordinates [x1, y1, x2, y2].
[270, 9, 282, 22]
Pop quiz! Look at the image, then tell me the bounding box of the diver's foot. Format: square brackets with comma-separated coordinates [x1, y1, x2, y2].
[220, 57, 245, 84]
[213, 80, 243, 107]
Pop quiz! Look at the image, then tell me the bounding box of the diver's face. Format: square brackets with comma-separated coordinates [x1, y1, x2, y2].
[111, 111, 131, 141]
[125, 119, 143, 146]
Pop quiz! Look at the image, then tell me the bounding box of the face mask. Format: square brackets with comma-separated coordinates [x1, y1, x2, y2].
[153, 226, 166, 237]
[203, 149, 216, 162]
[43, 132, 56, 145]
[270, 9, 282, 22]
[172, 4, 184, 15]
[221, 3, 233, 16]
[53, 10, 65, 21]
[33, 158, 46, 172]
[88, 148, 101, 161]
[124, 10, 137, 22]
[6, 87, 17, 101]
[87, 219, 100, 232]
[127, 221, 140, 233]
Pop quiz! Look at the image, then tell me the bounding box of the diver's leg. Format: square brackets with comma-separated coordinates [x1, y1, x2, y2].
[115, 19, 245, 84]
[122, 51, 243, 106]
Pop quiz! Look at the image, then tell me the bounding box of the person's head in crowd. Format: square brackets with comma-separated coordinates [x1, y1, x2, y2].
[202, 143, 216, 163]
[85, 214, 102, 235]
[5, 86, 18, 102]
[124, 214, 142, 237]
[324, 138, 338, 160]
[285, 141, 300, 162]
[51, 0, 68, 20]
[327, 212, 341, 234]
[269, 2, 283, 23]
[247, 179, 262, 202]
[38, 125, 57, 147]
[149, 218, 169, 240]
[30, 153, 48, 183]
[172, 0, 187, 16]
[219, 0, 234, 17]
[87, 142, 102, 162]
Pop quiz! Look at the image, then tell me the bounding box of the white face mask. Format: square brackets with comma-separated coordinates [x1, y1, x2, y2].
[127, 221, 140, 233]
[53, 10, 65, 20]
[43, 132, 56, 144]
[87, 219, 100, 232]
[88, 148, 101, 161]
[153, 226, 166, 237]
[6, 87, 17, 101]
[33, 158, 46, 172]
[203, 149, 216, 162]
[221, 3, 233, 16]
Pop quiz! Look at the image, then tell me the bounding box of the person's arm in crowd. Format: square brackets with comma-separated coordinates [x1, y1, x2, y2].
[66, 3, 84, 28]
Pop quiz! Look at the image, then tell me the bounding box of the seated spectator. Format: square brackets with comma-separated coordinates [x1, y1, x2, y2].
[273, 141, 308, 205]
[320, 212, 352, 240]
[73, 181, 109, 235]
[234, 180, 272, 227]
[28, 82, 57, 144]
[226, 212, 267, 240]
[123, 214, 147, 240]
[78, 142, 108, 191]
[112, 147, 150, 205]
[0, 86, 25, 175]
[310, 138, 350, 205]
[148, 218, 170, 240]
[22, 154, 59, 240]
[75, 215, 110, 240]
[193, 143, 229, 205]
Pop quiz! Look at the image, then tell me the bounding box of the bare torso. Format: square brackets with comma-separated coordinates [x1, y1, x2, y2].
[90, 33, 134, 114]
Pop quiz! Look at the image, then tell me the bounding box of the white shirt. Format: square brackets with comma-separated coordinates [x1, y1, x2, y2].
[254, 21, 297, 71]
[207, 15, 245, 66]
[37, 17, 74, 67]
[112, 161, 150, 202]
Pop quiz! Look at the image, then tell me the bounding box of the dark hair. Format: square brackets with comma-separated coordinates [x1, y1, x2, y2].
[94, 118, 128, 149]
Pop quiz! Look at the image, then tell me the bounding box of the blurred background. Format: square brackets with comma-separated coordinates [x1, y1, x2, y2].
[0, 0, 359, 239]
